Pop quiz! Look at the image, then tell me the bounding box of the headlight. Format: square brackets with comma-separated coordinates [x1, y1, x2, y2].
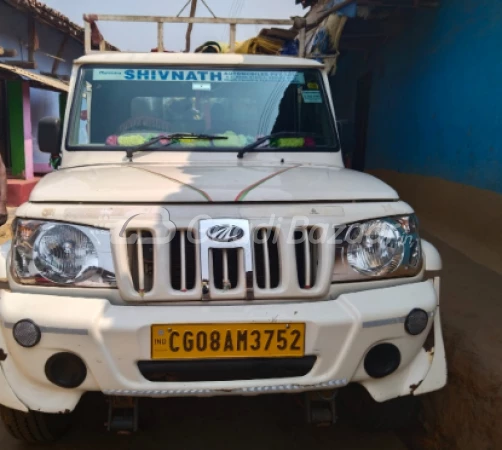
[333, 215, 422, 282]
[12, 220, 116, 287]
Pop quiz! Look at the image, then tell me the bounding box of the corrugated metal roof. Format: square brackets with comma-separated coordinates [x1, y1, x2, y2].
[0, 63, 69, 91]
[4, 0, 119, 51]
[5, 0, 83, 41]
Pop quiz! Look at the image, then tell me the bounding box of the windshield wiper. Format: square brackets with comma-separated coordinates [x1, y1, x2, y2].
[126, 133, 228, 161]
[237, 132, 319, 159]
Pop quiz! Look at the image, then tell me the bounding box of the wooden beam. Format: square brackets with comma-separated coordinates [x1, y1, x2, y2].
[51, 34, 69, 75]
[83, 14, 296, 53]
[27, 18, 38, 65]
[157, 22, 165, 52]
[229, 24, 237, 52]
[84, 20, 92, 54]
[185, 0, 198, 53]
[5, 61, 36, 69]
[40, 72, 71, 82]
[0, 47, 17, 58]
[87, 14, 294, 26]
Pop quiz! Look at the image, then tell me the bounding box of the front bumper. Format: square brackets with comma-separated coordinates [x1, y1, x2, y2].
[0, 280, 447, 414]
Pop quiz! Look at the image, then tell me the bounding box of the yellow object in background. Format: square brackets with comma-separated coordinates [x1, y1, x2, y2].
[194, 41, 237, 53]
[235, 37, 283, 55]
[195, 37, 283, 55]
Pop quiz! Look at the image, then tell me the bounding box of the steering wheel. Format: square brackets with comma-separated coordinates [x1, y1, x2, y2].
[117, 116, 172, 134]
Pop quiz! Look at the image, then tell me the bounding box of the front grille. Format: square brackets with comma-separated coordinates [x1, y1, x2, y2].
[212, 248, 240, 291]
[127, 230, 154, 295]
[294, 228, 321, 290]
[170, 230, 197, 292]
[254, 228, 281, 290]
[118, 220, 331, 302]
[137, 356, 317, 382]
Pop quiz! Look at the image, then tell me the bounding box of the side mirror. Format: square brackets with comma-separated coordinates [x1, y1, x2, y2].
[38, 117, 61, 154]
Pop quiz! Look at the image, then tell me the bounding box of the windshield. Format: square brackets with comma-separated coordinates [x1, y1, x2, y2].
[68, 66, 339, 152]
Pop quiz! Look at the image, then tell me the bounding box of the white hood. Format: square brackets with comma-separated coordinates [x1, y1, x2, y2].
[30, 163, 398, 203]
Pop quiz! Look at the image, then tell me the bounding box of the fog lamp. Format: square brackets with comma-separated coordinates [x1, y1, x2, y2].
[45, 352, 87, 389]
[364, 343, 401, 379]
[405, 309, 429, 336]
[13, 320, 41, 348]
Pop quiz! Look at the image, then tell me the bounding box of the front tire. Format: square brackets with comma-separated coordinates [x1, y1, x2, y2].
[0, 405, 72, 444]
[339, 384, 420, 431]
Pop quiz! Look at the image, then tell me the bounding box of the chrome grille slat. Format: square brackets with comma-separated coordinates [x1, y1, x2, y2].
[171, 230, 197, 293]
[212, 249, 239, 292]
[180, 230, 186, 292]
[137, 231, 145, 295]
[126, 229, 154, 296]
[253, 228, 280, 292]
[303, 229, 311, 289]
[222, 249, 230, 290]
[295, 227, 321, 291]
[262, 229, 271, 290]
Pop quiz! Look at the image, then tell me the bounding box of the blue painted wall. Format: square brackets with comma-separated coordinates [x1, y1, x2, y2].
[330, 51, 366, 157]
[0, 2, 82, 76]
[335, 0, 502, 194]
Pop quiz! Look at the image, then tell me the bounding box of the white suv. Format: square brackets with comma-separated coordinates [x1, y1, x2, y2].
[0, 50, 446, 443]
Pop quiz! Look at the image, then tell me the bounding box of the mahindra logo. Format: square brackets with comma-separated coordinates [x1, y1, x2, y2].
[207, 225, 245, 243]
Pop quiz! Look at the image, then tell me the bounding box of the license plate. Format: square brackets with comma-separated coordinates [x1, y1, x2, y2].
[151, 323, 305, 360]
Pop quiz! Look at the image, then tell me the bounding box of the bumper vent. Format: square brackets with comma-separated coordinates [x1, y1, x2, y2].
[138, 356, 317, 382]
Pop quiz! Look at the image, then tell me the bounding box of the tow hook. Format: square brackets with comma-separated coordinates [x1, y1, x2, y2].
[106, 397, 139, 434]
[305, 390, 338, 426]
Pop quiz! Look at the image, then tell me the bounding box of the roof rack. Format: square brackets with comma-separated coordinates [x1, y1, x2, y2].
[83, 14, 307, 57]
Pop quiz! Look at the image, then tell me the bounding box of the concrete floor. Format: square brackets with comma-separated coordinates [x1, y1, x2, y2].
[0, 394, 407, 449]
[416, 232, 502, 449]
